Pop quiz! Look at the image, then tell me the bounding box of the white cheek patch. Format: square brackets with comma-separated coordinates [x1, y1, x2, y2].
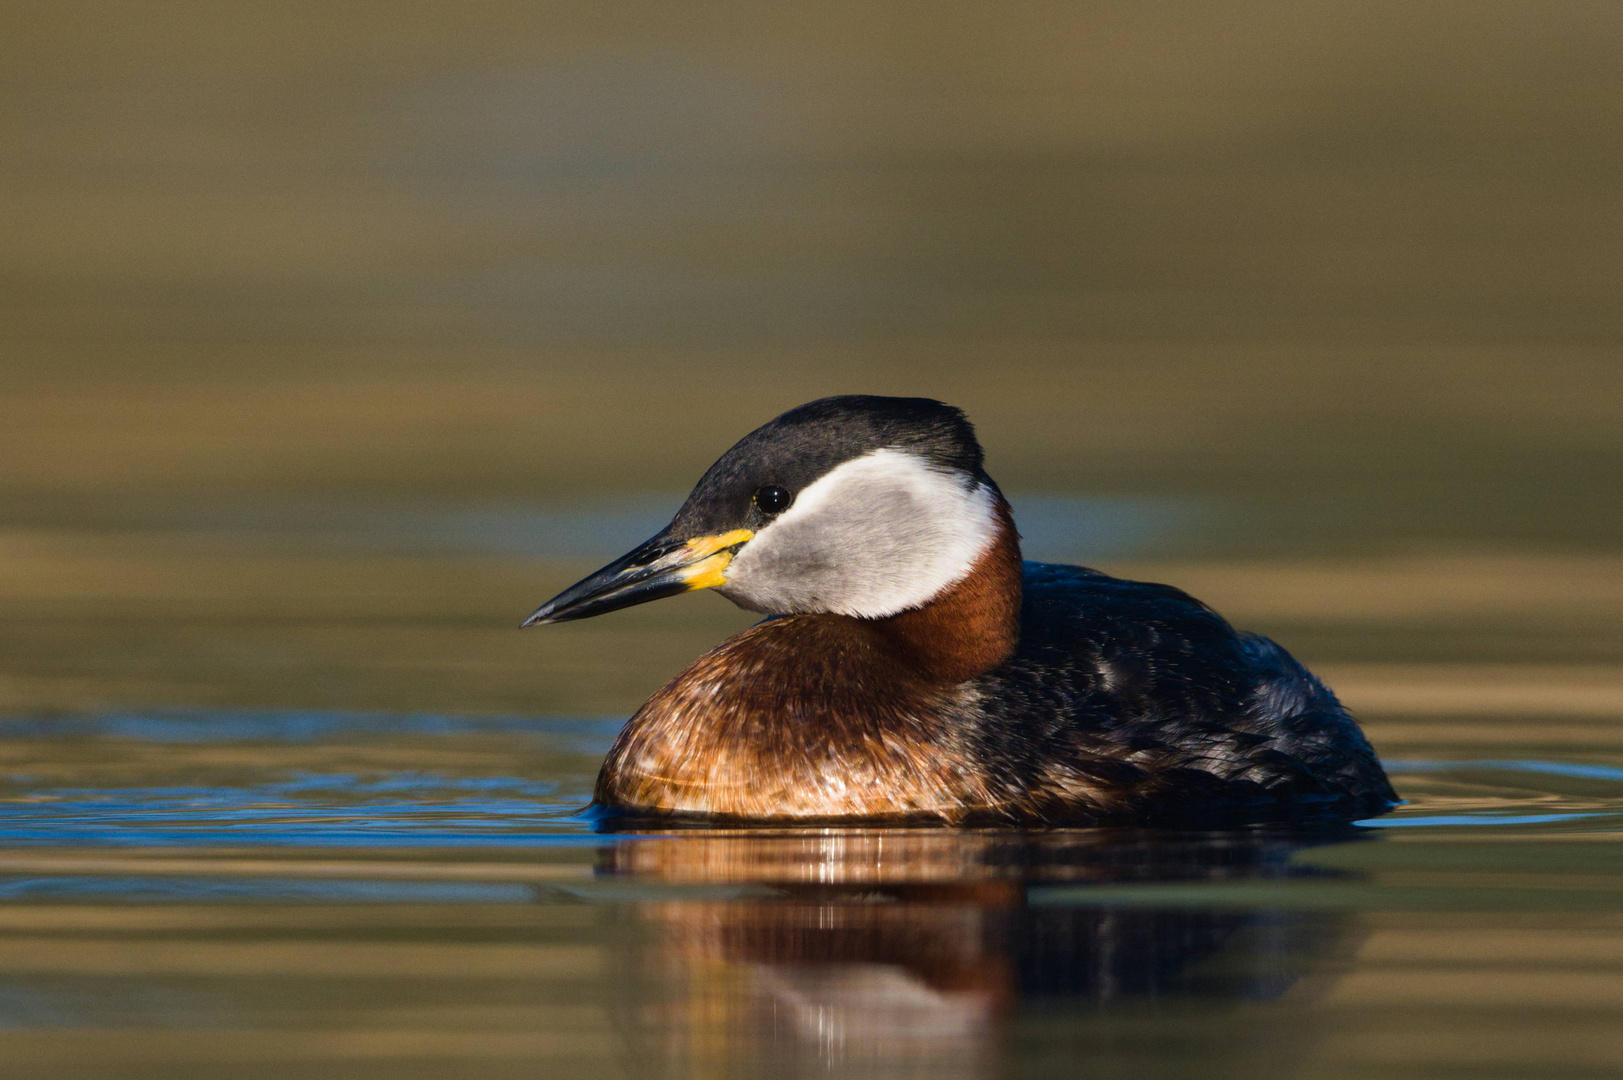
[716, 448, 998, 618]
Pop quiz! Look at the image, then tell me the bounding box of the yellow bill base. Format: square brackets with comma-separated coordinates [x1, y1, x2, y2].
[679, 529, 755, 591]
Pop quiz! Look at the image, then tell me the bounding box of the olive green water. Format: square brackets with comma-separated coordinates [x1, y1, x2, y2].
[4, 4, 1623, 1077]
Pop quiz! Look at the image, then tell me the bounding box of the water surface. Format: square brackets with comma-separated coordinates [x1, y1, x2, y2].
[0, 705, 1616, 1079]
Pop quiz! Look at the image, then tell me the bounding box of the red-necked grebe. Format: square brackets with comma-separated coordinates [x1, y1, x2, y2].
[525, 395, 1396, 825]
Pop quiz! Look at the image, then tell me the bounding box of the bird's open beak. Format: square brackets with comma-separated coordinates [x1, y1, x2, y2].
[521, 529, 753, 626]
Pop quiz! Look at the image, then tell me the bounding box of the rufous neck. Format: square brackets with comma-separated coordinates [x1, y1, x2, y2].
[871, 498, 1023, 684]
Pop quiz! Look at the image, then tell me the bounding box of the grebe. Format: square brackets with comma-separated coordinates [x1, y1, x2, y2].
[525, 396, 1396, 825]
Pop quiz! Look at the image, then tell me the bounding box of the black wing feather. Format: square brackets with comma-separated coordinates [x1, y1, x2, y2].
[970, 562, 1397, 822]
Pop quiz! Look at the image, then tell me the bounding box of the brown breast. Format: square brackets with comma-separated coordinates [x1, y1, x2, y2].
[594, 511, 1026, 820]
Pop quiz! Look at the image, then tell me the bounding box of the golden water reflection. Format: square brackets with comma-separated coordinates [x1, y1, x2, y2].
[598, 827, 1365, 1077]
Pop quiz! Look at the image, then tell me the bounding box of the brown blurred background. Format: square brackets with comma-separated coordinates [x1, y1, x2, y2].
[3, 1, 1621, 720]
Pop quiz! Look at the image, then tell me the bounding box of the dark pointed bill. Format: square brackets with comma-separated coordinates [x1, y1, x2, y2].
[522, 528, 754, 626]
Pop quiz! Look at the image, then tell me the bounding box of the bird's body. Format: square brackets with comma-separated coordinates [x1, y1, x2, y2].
[528, 396, 1396, 825]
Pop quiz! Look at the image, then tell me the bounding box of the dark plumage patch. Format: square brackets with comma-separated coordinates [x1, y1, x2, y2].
[963, 563, 1397, 824]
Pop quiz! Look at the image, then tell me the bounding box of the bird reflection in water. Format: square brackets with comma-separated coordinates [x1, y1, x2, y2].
[594, 826, 1369, 1078]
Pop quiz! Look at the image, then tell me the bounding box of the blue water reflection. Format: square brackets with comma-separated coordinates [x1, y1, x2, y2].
[0, 778, 593, 847]
[0, 876, 535, 903]
[1387, 759, 1623, 782]
[1359, 812, 1599, 828]
[1, 713, 1621, 849]
[0, 709, 624, 750]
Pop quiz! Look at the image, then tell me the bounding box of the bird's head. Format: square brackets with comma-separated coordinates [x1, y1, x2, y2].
[523, 395, 1006, 625]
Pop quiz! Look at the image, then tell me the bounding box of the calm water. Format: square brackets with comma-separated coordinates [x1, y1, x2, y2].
[2, 501, 1623, 1078]
[3, 474, 1620, 1080]
[0, 708, 1618, 1079]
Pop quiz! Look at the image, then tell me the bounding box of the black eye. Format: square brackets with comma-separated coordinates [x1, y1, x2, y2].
[753, 484, 793, 515]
